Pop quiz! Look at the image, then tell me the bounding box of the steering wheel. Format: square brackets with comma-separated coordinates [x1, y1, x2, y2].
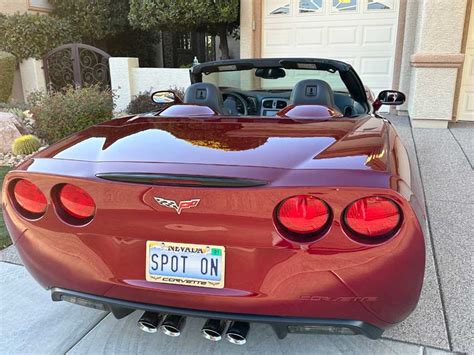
[223, 92, 248, 116]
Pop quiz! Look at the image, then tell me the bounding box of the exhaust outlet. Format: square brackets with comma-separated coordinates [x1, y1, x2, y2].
[137, 311, 161, 333]
[225, 321, 250, 345]
[160, 315, 186, 337]
[201, 319, 227, 342]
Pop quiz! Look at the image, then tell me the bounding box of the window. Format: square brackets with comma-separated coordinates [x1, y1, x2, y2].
[204, 35, 216, 62]
[177, 33, 191, 50]
[299, 0, 323, 13]
[28, 0, 53, 12]
[331, 0, 358, 12]
[270, 4, 290, 15]
[367, 0, 394, 10]
[203, 68, 348, 93]
[267, 0, 290, 15]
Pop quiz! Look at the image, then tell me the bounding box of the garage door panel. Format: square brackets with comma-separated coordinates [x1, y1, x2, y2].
[262, 0, 400, 94]
[295, 26, 325, 46]
[327, 26, 359, 45]
[360, 57, 392, 75]
[362, 25, 394, 45]
[265, 27, 293, 47]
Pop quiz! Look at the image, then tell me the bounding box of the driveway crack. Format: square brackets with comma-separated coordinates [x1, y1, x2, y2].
[63, 311, 110, 354]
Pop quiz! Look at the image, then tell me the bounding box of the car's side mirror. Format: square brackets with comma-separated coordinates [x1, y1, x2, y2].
[151, 90, 183, 105]
[377, 90, 406, 106]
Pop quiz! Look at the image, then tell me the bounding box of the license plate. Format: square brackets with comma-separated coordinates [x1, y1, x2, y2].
[146, 241, 225, 289]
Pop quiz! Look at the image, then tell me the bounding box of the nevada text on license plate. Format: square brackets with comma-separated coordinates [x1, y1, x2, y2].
[146, 241, 225, 289]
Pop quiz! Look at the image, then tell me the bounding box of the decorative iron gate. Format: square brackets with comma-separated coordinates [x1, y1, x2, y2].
[43, 43, 111, 91]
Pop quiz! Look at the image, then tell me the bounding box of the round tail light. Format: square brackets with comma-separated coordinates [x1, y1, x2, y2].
[344, 196, 402, 239]
[58, 184, 95, 220]
[276, 195, 330, 236]
[12, 179, 47, 217]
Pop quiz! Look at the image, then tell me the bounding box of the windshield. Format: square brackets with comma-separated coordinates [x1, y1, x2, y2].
[202, 68, 348, 92]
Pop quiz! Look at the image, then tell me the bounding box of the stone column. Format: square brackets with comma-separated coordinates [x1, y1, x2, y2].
[109, 57, 139, 112]
[407, 0, 468, 128]
[19, 58, 46, 102]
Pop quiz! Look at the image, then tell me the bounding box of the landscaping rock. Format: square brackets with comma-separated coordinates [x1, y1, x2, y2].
[0, 112, 22, 154]
[0, 145, 47, 167]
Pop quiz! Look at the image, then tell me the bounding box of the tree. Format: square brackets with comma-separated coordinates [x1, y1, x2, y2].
[128, 0, 239, 60]
[0, 13, 79, 60]
[48, 0, 130, 42]
[48, 0, 160, 66]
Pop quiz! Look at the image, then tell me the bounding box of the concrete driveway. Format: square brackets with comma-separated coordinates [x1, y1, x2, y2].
[1, 116, 472, 354]
[0, 262, 446, 355]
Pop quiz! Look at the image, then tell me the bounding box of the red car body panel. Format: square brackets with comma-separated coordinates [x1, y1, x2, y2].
[2, 114, 426, 333]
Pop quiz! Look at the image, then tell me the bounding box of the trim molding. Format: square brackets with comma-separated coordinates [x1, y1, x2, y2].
[411, 119, 449, 128]
[392, 0, 407, 91]
[410, 53, 465, 68]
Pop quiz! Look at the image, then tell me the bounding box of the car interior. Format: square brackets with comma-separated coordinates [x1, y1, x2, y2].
[155, 59, 374, 119]
[179, 81, 367, 118]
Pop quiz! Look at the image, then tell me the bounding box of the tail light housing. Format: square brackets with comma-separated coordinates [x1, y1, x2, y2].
[57, 184, 95, 223]
[275, 195, 331, 240]
[343, 196, 402, 241]
[11, 179, 47, 218]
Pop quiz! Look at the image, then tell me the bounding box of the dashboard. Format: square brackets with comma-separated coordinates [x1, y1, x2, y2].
[221, 89, 365, 117]
[222, 90, 292, 116]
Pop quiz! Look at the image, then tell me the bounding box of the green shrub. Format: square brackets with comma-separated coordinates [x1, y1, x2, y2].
[30, 86, 114, 143]
[126, 88, 186, 114]
[126, 92, 161, 114]
[0, 51, 16, 102]
[8, 107, 27, 120]
[0, 102, 29, 112]
[12, 135, 41, 155]
[0, 13, 79, 60]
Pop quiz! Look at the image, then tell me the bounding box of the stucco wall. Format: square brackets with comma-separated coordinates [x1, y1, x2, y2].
[407, 0, 468, 127]
[130, 68, 190, 93]
[110, 57, 191, 112]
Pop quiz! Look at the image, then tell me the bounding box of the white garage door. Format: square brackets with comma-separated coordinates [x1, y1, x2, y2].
[262, 0, 400, 94]
[456, 3, 474, 121]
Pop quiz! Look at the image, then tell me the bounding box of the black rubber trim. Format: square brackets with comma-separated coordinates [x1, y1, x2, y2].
[95, 173, 267, 188]
[51, 288, 384, 339]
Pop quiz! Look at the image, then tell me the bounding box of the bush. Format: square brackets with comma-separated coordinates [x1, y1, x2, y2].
[0, 13, 79, 60]
[30, 86, 114, 143]
[0, 102, 29, 112]
[126, 92, 161, 114]
[0, 51, 16, 102]
[126, 87, 186, 114]
[12, 135, 41, 155]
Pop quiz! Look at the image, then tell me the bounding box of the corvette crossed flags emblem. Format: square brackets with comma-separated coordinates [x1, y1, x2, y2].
[154, 196, 200, 215]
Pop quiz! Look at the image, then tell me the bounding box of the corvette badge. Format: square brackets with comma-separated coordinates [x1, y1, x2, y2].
[154, 196, 200, 215]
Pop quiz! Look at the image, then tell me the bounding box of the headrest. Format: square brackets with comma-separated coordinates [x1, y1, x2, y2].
[184, 83, 228, 115]
[289, 79, 336, 108]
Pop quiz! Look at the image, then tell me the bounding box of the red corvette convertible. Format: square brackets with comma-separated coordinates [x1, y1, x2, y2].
[2, 58, 425, 345]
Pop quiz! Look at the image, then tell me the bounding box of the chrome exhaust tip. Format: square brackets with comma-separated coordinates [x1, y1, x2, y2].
[225, 321, 250, 345]
[137, 311, 161, 333]
[160, 315, 186, 337]
[201, 319, 227, 342]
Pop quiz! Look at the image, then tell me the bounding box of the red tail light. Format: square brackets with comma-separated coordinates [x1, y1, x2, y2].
[276, 195, 330, 235]
[344, 196, 401, 239]
[12, 179, 47, 216]
[58, 184, 95, 220]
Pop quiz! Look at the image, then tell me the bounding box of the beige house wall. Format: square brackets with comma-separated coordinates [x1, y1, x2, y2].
[408, 0, 468, 128]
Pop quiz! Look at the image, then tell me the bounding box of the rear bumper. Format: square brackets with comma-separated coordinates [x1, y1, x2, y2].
[51, 287, 384, 339]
